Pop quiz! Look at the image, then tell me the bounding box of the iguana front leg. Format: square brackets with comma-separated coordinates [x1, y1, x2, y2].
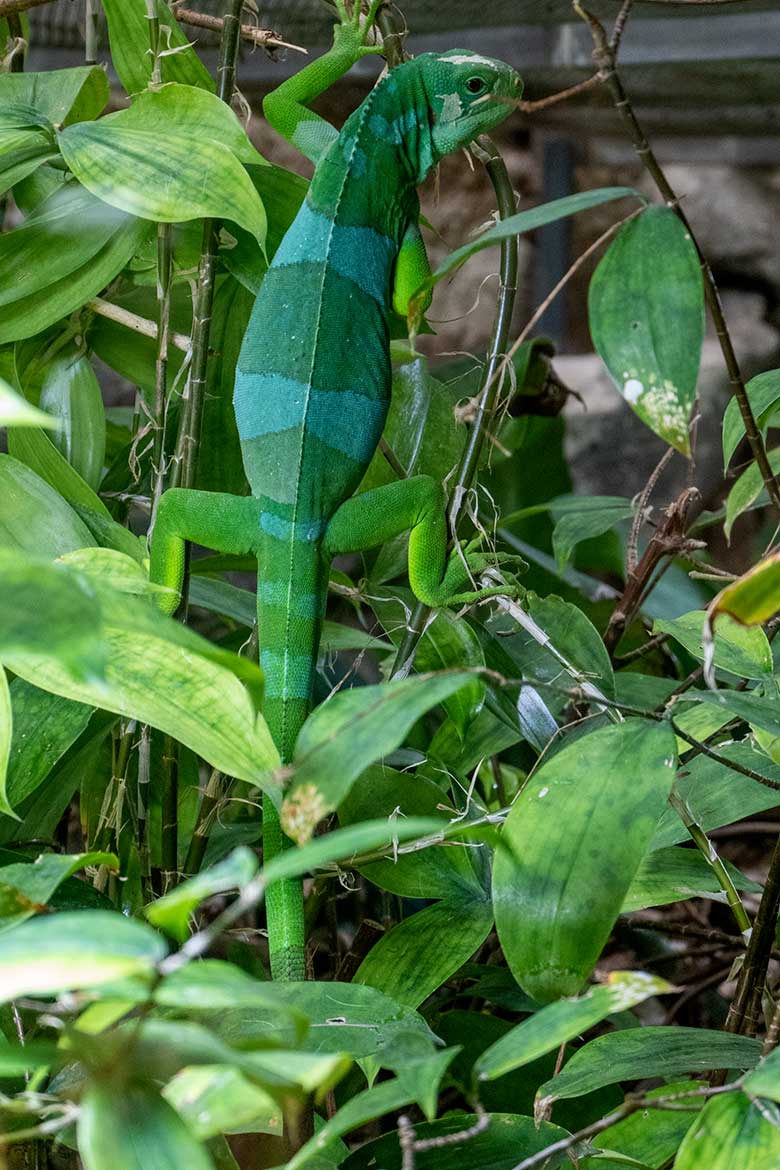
[325, 475, 521, 606]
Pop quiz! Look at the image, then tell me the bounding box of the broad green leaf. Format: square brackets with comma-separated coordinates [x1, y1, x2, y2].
[493, 719, 677, 1002]
[548, 494, 634, 572]
[339, 765, 484, 900]
[0, 66, 109, 125]
[414, 611, 486, 736]
[163, 1066, 280, 1140]
[655, 610, 772, 679]
[589, 205, 704, 455]
[674, 1091, 780, 1170]
[38, 346, 105, 490]
[744, 1046, 780, 1102]
[58, 123, 266, 245]
[341, 1112, 572, 1170]
[0, 850, 117, 929]
[537, 1028, 761, 1108]
[0, 374, 56, 428]
[527, 591, 615, 698]
[0, 552, 278, 793]
[197, 276, 253, 495]
[355, 896, 493, 1009]
[78, 1081, 215, 1170]
[409, 187, 640, 330]
[7, 679, 92, 808]
[105, 84, 266, 168]
[58, 547, 159, 595]
[0, 104, 57, 195]
[101, 0, 215, 96]
[0, 186, 150, 345]
[583, 1081, 703, 1170]
[154, 963, 307, 1037]
[652, 740, 780, 848]
[693, 688, 780, 740]
[222, 164, 308, 293]
[475, 971, 674, 1082]
[280, 672, 475, 844]
[707, 551, 780, 627]
[622, 843, 759, 913]
[723, 368, 780, 470]
[8, 424, 110, 518]
[0, 1038, 59, 1075]
[261, 817, 442, 889]
[0, 910, 166, 1002]
[146, 848, 258, 941]
[0, 668, 10, 817]
[0, 549, 107, 682]
[724, 446, 780, 540]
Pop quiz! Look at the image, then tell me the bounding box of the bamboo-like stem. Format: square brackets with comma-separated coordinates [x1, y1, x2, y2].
[7, 12, 24, 70]
[575, 2, 780, 513]
[171, 0, 244, 491]
[171, 3, 305, 54]
[159, 734, 179, 887]
[183, 768, 230, 874]
[144, 0, 162, 86]
[84, 0, 99, 64]
[390, 140, 518, 678]
[726, 832, 780, 1036]
[150, 223, 173, 518]
[668, 791, 751, 937]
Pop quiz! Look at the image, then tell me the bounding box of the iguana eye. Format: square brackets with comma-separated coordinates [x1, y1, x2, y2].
[466, 76, 486, 94]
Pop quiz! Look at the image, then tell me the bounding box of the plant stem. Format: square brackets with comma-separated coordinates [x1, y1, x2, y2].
[7, 11, 23, 69]
[150, 222, 173, 519]
[668, 790, 751, 937]
[84, 0, 99, 64]
[391, 141, 518, 678]
[171, 3, 305, 53]
[86, 297, 190, 352]
[575, 2, 780, 513]
[726, 831, 780, 1035]
[0, 0, 53, 17]
[184, 768, 230, 873]
[171, 0, 244, 491]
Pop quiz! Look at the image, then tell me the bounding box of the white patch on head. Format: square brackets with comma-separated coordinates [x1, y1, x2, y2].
[623, 378, 644, 404]
[437, 91, 463, 122]
[439, 53, 496, 67]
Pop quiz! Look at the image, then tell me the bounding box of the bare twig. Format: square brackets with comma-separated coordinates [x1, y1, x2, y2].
[86, 297, 190, 353]
[518, 73, 603, 113]
[0, 0, 54, 17]
[626, 446, 675, 575]
[171, 3, 306, 53]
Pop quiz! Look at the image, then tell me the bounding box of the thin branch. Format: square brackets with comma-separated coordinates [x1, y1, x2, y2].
[726, 831, 780, 1036]
[86, 297, 190, 353]
[171, 3, 306, 53]
[0, 0, 55, 17]
[574, 1, 780, 513]
[517, 73, 602, 113]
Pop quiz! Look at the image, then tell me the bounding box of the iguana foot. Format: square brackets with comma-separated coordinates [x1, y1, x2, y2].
[332, 0, 384, 56]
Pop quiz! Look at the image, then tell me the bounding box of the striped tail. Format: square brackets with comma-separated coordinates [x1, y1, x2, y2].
[257, 519, 329, 981]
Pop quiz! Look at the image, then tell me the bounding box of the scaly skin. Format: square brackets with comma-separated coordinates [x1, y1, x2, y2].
[150, 4, 523, 981]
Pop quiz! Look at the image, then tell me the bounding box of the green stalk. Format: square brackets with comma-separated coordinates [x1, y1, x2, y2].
[84, 0, 99, 64]
[391, 140, 518, 677]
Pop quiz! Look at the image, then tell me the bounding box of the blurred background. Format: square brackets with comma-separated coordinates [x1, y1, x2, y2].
[21, 0, 780, 512]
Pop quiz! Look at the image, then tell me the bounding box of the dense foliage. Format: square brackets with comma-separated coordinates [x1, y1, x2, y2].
[2, 2, 780, 1168]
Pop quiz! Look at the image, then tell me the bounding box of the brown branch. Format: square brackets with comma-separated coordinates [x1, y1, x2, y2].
[726, 832, 780, 1036]
[575, 2, 780, 514]
[171, 3, 306, 53]
[0, 0, 53, 16]
[518, 73, 603, 113]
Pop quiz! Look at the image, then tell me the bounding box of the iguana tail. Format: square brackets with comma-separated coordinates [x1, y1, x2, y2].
[257, 511, 329, 981]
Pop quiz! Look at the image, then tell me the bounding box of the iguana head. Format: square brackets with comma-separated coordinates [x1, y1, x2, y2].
[422, 50, 523, 158]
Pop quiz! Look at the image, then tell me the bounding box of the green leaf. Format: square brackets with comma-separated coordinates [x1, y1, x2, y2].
[287, 1079, 417, 1170]
[78, 1081, 215, 1170]
[0, 910, 166, 1002]
[146, 848, 258, 941]
[584, 1081, 703, 1170]
[0, 850, 117, 929]
[8, 423, 110, 518]
[197, 276, 253, 495]
[724, 446, 780, 540]
[537, 1028, 761, 1108]
[0, 185, 150, 346]
[707, 550, 780, 627]
[589, 205, 704, 455]
[692, 688, 780, 740]
[655, 610, 772, 679]
[0, 66, 109, 125]
[723, 368, 780, 470]
[58, 122, 266, 244]
[339, 765, 484, 901]
[674, 1091, 780, 1170]
[222, 164, 307, 293]
[0, 552, 278, 794]
[163, 1066, 280, 1141]
[342, 1112, 572, 1170]
[0, 456, 98, 558]
[622, 843, 759, 913]
[0, 1038, 60, 1075]
[0, 102, 57, 197]
[475, 971, 674, 1083]
[105, 84, 266, 168]
[0, 668, 11, 818]
[0, 374, 57, 428]
[527, 591, 615, 698]
[744, 1046, 780, 1103]
[410, 187, 640, 330]
[38, 346, 105, 490]
[548, 494, 634, 572]
[280, 671, 476, 844]
[355, 896, 494, 1009]
[101, 0, 215, 96]
[492, 719, 677, 1002]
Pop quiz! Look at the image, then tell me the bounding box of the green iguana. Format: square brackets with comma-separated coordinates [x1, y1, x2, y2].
[150, 1, 522, 980]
